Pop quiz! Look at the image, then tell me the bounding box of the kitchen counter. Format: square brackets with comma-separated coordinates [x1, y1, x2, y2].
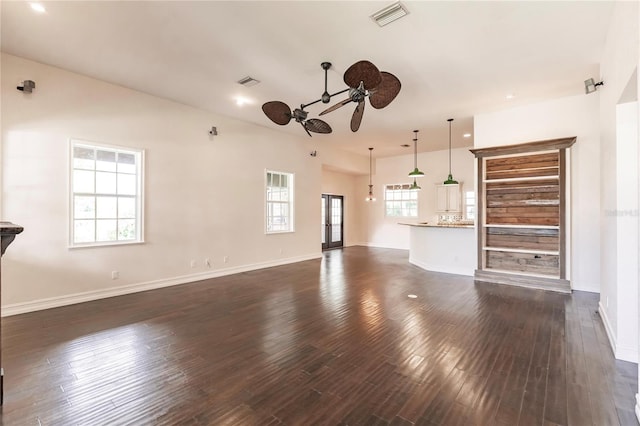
[399, 222, 474, 229]
[402, 222, 476, 276]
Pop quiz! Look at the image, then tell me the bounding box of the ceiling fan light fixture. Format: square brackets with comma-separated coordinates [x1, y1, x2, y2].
[371, 1, 409, 27]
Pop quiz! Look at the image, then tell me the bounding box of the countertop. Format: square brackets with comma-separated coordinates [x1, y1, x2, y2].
[399, 222, 474, 229]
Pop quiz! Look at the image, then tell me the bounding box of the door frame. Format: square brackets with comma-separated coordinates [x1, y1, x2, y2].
[322, 194, 344, 250]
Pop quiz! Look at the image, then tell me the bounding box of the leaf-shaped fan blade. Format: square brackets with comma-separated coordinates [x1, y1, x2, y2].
[344, 60, 382, 91]
[350, 100, 365, 132]
[262, 101, 292, 125]
[300, 122, 312, 137]
[305, 119, 332, 134]
[369, 72, 401, 109]
[319, 98, 352, 116]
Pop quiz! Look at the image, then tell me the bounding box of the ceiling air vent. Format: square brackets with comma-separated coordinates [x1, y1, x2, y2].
[371, 2, 409, 27]
[237, 76, 260, 87]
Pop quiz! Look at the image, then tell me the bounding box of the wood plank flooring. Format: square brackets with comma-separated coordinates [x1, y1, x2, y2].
[0, 246, 636, 425]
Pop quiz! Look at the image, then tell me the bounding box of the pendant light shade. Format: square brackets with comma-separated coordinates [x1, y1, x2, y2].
[408, 130, 424, 178]
[365, 147, 376, 202]
[409, 178, 421, 191]
[443, 118, 458, 185]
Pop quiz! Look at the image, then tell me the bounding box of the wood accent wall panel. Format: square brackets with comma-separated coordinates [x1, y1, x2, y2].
[485, 228, 559, 251]
[485, 152, 559, 180]
[485, 251, 559, 276]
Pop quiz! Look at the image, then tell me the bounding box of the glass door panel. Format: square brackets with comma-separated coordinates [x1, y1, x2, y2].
[322, 194, 343, 250]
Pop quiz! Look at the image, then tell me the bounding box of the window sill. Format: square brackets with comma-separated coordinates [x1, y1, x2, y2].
[68, 240, 145, 249]
[265, 230, 295, 235]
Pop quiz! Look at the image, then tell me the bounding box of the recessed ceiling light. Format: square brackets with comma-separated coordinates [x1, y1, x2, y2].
[463, 133, 471, 138]
[505, 93, 515, 100]
[371, 2, 409, 27]
[235, 96, 252, 106]
[407, 294, 418, 299]
[30, 2, 46, 13]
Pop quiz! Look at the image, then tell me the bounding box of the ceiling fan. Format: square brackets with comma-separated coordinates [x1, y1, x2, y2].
[320, 60, 401, 132]
[262, 60, 401, 136]
[262, 62, 338, 137]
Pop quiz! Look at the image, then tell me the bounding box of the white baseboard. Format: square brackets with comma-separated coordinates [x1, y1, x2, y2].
[617, 345, 639, 364]
[598, 301, 638, 363]
[599, 301, 617, 355]
[2, 253, 322, 317]
[571, 282, 601, 293]
[409, 257, 474, 277]
[361, 242, 409, 250]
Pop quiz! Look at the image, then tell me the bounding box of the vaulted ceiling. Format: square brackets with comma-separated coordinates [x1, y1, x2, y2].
[1, 1, 613, 157]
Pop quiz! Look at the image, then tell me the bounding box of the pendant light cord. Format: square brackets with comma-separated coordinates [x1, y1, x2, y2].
[369, 148, 373, 186]
[448, 119, 452, 175]
[413, 131, 418, 169]
[444, 118, 458, 185]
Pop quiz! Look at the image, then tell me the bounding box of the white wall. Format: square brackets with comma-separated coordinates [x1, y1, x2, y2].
[0, 53, 366, 314]
[475, 94, 601, 294]
[596, 0, 640, 367]
[365, 147, 475, 249]
[614, 100, 639, 363]
[320, 168, 365, 246]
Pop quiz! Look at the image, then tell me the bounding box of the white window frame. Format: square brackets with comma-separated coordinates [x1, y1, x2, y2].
[265, 170, 295, 234]
[465, 190, 476, 220]
[69, 139, 144, 248]
[384, 183, 418, 218]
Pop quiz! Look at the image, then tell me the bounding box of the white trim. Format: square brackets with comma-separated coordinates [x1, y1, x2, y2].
[616, 344, 639, 363]
[599, 301, 617, 354]
[349, 242, 369, 247]
[383, 183, 419, 218]
[265, 169, 295, 234]
[69, 139, 144, 247]
[1, 253, 321, 317]
[569, 283, 600, 293]
[598, 301, 638, 363]
[362, 242, 409, 250]
[409, 257, 474, 277]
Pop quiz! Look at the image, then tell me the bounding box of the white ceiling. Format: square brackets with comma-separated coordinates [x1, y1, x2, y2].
[1, 1, 613, 157]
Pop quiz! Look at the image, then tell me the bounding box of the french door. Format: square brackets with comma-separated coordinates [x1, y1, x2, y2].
[321, 194, 343, 250]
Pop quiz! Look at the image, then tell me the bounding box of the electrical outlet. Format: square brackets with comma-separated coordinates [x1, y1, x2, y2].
[205, 258, 211, 268]
[190, 259, 197, 268]
[223, 256, 228, 263]
[111, 271, 119, 280]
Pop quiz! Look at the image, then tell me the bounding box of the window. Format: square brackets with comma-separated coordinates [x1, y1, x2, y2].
[384, 184, 418, 217]
[465, 190, 476, 220]
[266, 170, 294, 233]
[70, 140, 143, 246]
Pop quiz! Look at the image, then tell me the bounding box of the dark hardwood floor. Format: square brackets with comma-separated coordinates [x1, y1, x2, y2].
[0, 246, 636, 425]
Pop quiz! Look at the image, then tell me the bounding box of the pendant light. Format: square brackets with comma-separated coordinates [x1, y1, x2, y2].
[408, 130, 424, 178]
[443, 118, 458, 185]
[409, 178, 421, 191]
[365, 147, 376, 202]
